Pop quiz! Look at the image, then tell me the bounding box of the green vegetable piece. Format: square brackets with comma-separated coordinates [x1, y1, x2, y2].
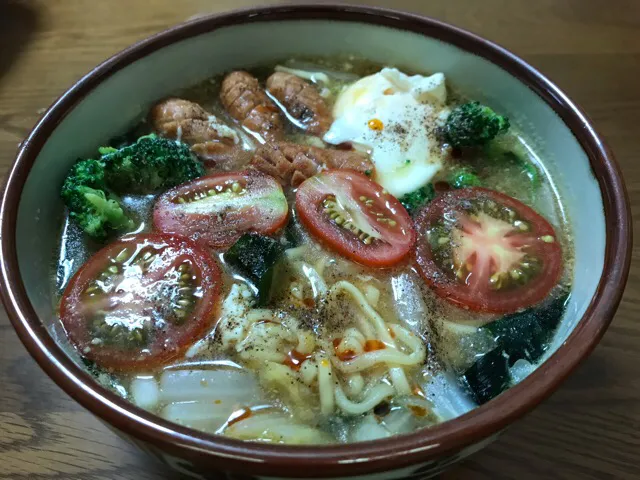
[399, 183, 435, 215]
[102, 134, 205, 193]
[61, 134, 205, 240]
[485, 290, 570, 364]
[225, 233, 285, 306]
[284, 217, 306, 248]
[444, 101, 510, 148]
[62, 157, 107, 191]
[498, 151, 541, 191]
[461, 347, 510, 405]
[78, 186, 133, 236]
[61, 158, 133, 239]
[448, 168, 481, 189]
[460, 290, 570, 404]
[98, 146, 118, 156]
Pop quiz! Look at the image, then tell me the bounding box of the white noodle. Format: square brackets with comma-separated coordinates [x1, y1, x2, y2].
[296, 331, 316, 355]
[210, 272, 428, 421]
[317, 355, 335, 415]
[389, 367, 412, 396]
[332, 347, 425, 373]
[299, 360, 318, 386]
[335, 382, 395, 415]
[327, 281, 420, 394]
[343, 373, 365, 397]
[329, 281, 393, 342]
[389, 324, 426, 353]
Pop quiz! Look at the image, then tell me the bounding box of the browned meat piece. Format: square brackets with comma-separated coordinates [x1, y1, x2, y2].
[251, 143, 373, 187]
[150, 98, 237, 146]
[266, 72, 332, 136]
[191, 143, 253, 173]
[150, 98, 243, 170]
[220, 71, 283, 143]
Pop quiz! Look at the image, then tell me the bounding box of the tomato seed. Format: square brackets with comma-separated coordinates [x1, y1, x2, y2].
[514, 220, 529, 231]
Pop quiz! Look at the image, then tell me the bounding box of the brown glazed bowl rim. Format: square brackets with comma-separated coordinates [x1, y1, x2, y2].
[0, 4, 631, 477]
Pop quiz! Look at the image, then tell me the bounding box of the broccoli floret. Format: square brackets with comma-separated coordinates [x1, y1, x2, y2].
[102, 134, 205, 193]
[448, 168, 481, 189]
[61, 134, 204, 240]
[399, 183, 435, 215]
[72, 186, 132, 238]
[61, 159, 132, 239]
[62, 157, 107, 191]
[443, 101, 510, 148]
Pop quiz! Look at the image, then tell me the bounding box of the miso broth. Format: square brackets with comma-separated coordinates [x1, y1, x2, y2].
[54, 56, 572, 444]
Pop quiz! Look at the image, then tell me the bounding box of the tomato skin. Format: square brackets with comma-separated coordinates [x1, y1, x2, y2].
[153, 170, 288, 249]
[414, 187, 562, 314]
[296, 169, 416, 268]
[59, 233, 221, 371]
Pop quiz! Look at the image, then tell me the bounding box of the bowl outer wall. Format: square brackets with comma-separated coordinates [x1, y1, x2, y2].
[0, 4, 632, 478]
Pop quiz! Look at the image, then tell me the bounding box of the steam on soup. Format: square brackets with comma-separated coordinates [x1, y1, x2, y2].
[54, 56, 572, 445]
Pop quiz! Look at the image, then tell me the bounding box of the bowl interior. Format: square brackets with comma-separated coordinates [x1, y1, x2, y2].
[13, 16, 604, 441]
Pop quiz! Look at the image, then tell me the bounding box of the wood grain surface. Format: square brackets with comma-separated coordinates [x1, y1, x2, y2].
[0, 0, 638, 478]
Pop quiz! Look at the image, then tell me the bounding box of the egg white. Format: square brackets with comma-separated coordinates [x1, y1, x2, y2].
[324, 68, 448, 198]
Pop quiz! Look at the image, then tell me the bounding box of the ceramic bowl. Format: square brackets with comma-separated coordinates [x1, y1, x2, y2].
[0, 4, 631, 480]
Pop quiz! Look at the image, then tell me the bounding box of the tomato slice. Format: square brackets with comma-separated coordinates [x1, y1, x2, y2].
[153, 170, 288, 249]
[296, 170, 416, 267]
[414, 187, 562, 313]
[59, 233, 222, 370]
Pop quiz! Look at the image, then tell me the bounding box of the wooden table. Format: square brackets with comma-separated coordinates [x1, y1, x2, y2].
[0, 0, 638, 478]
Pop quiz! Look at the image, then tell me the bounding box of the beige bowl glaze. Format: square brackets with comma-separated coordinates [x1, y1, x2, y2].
[0, 5, 631, 480]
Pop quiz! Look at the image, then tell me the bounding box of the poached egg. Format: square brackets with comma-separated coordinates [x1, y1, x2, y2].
[323, 68, 448, 198]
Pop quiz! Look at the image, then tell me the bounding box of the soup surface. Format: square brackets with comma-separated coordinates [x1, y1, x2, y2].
[54, 56, 572, 444]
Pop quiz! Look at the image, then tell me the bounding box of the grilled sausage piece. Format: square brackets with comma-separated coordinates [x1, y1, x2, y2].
[150, 98, 246, 171]
[266, 72, 332, 136]
[191, 142, 253, 173]
[251, 143, 373, 187]
[150, 98, 238, 146]
[220, 71, 283, 143]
